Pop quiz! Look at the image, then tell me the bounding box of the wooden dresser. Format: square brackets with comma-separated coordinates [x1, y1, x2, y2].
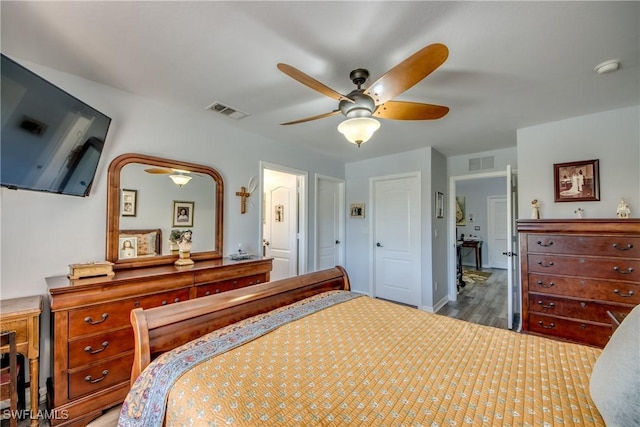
[46, 257, 272, 427]
[518, 219, 640, 347]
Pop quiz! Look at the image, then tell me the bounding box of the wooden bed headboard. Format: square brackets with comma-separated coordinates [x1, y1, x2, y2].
[129, 266, 351, 385]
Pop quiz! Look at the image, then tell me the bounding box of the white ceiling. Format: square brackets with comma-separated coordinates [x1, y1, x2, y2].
[1, 1, 639, 163]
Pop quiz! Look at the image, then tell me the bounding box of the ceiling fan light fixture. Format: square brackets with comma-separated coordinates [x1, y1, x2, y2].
[169, 173, 192, 187]
[337, 117, 381, 147]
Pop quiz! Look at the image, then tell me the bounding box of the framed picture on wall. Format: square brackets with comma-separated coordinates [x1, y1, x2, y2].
[456, 196, 466, 225]
[350, 203, 365, 219]
[121, 189, 137, 217]
[173, 201, 194, 227]
[435, 192, 444, 218]
[553, 159, 600, 202]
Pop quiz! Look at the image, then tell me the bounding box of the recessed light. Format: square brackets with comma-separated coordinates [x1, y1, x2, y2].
[594, 60, 620, 74]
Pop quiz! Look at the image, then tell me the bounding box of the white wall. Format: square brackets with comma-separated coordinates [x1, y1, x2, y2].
[345, 147, 440, 310]
[517, 106, 640, 219]
[0, 60, 345, 385]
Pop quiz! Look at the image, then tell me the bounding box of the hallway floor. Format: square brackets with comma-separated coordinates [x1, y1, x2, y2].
[438, 267, 511, 329]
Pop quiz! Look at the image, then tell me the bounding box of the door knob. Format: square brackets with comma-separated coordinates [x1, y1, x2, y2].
[376, 242, 383, 247]
[335, 240, 340, 244]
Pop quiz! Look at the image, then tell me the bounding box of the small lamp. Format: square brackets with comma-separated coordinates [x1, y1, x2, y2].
[169, 173, 192, 187]
[337, 117, 381, 147]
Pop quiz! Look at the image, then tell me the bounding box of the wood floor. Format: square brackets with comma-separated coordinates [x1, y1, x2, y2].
[437, 267, 510, 329]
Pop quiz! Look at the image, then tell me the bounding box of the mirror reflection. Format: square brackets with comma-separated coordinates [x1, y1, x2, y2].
[106, 153, 223, 269]
[119, 162, 216, 255]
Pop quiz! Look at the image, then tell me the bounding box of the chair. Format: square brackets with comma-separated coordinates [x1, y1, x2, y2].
[1, 330, 18, 427]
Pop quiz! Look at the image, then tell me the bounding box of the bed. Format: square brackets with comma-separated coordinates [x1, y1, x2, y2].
[118, 266, 640, 426]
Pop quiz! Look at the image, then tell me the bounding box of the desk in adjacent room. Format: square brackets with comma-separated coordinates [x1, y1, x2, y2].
[0, 295, 43, 427]
[461, 240, 483, 270]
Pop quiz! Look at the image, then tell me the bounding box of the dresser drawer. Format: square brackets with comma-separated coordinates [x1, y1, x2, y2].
[68, 289, 190, 338]
[195, 274, 267, 297]
[528, 294, 633, 323]
[68, 327, 134, 369]
[527, 254, 640, 281]
[527, 234, 640, 257]
[529, 313, 611, 347]
[68, 352, 133, 400]
[528, 274, 640, 304]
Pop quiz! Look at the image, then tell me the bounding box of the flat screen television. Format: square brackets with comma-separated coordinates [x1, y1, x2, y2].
[1, 54, 112, 197]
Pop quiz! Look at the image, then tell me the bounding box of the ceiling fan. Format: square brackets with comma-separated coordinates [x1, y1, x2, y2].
[277, 43, 449, 147]
[144, 167, 198, 187]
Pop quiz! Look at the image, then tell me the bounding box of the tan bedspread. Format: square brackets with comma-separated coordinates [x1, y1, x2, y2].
[162, 293, 604, 426]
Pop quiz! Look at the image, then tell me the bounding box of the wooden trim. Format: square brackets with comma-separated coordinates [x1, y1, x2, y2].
[517, 219, 640, 234]
[106, 153, 224, 270]
[130, 266, 350, 385]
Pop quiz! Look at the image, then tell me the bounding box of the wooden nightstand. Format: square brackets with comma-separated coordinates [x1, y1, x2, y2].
[0, 295, 43, 427]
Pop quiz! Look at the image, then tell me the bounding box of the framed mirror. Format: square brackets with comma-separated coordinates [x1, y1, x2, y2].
[106, 153, 223, 269]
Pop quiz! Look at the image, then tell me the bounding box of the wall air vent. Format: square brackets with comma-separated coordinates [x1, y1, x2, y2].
[468, 156, 495, 172]
[205, 102, 250, 120]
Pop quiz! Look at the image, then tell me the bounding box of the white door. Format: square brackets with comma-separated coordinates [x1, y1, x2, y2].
[373, 174, 421, 306]
[316, 176, 344, 270]
[488, 196, 508, 269]
[263, 169, 298, 280]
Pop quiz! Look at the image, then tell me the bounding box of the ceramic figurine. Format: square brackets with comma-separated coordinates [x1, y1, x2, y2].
[574, 207, 584, 219]
[530, 199, 540, 219]
[616, 199, 631, 219]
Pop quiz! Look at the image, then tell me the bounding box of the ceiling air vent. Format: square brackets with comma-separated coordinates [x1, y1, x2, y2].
[205, 102, 250, 120]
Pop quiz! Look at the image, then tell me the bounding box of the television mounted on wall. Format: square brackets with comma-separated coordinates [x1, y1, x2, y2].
[1, 54, 112, 197]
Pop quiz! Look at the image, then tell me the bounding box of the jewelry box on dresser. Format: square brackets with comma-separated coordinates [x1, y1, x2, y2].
[518, 219, 640, 347]
[47, 257, 272, 426]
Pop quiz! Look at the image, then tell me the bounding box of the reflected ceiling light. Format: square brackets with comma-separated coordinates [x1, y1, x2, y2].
[169, 173, 192, 187]
[337, 117, 381, 148]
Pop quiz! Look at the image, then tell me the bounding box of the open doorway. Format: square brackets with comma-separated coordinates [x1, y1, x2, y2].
[446, 167, 518, 329]
[261, 162, 307, 281]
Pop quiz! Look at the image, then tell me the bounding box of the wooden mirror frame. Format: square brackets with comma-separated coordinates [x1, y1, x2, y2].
[106, 153, 223, 270]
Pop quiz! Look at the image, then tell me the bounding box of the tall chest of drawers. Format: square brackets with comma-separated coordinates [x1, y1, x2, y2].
[47, 257, 272, 427]
[518, 219, 640, 347]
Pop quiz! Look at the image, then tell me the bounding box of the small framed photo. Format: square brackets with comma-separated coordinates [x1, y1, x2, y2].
[119, 237, 138, 259]
[121, 189, 137, 217]
[350, 203, 365, 219]
[554, 159, 600, 202]
[435, 192, 444, 218]
[173, 201, 194, 227]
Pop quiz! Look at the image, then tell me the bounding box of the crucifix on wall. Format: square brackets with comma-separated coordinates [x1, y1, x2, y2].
[236, 186, 251, 214]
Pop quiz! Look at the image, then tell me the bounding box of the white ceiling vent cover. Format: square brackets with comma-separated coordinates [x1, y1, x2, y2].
[206, 102, 250, 120]
[468, 156, 495, 171]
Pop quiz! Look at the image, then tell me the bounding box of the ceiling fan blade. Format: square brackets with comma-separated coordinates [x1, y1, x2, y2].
[364, 43, 449, 106]
[277, 63, 353, 103]
[144, 167, 172, 174]
[281, 110, 341, 125]
[373, 101, 449, 120]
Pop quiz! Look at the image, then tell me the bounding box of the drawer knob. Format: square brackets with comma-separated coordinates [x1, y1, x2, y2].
[84, 313, 108, 325]
[612, 243, 634, 251]
[538, 321, 555, 329]
[536, 240, 553, 247]
[84, 341, 109, 354]
[536, 280, 555, 288]
[614, 289, 635, 298]
[580, 302, 587, 308]
[256, 280, 261, 284]
[580, 324, 587, 329]
[537, 260, 555, 267]
[613, 266, 634, 275]
[134, 301, 140, 308]
[205, 291, 211, 296]
[161, 301, 167, 305]
[537, 301, 555, 309]
[85, 370, 109, 384]
[174, 298, 180, 303]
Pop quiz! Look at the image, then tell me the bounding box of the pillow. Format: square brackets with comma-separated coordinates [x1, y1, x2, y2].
[589, 304, 640, 426]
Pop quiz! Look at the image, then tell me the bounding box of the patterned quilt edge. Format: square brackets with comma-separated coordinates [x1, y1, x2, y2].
[117, 290, 361, 427]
